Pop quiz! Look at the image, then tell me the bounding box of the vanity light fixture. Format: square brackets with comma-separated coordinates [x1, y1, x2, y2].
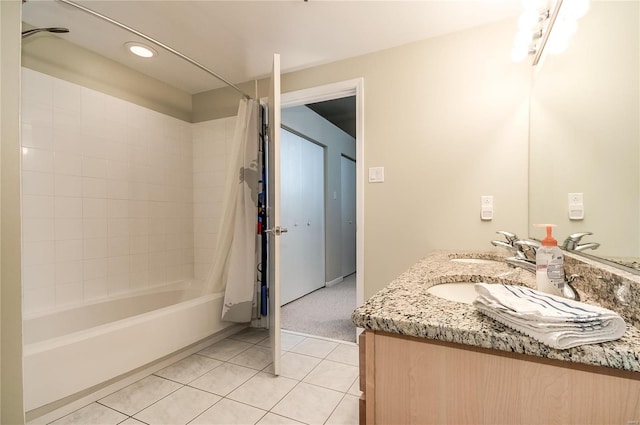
[511, 0, 589, 65]
[125, 41, 157, 58]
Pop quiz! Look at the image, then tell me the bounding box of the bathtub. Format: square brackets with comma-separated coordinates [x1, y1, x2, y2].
[23, 281, 234, 411]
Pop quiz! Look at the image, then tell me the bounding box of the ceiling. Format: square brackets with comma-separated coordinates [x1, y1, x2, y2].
[21, 0, 522, 96]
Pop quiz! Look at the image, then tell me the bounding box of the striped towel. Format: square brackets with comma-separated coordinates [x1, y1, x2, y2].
[473, 283, 626, 349]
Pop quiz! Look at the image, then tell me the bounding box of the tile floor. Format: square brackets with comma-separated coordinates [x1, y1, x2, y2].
[47, 329, 360, 425]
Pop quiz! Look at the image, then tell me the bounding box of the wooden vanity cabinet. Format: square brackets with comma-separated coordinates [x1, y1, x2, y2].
[360, 330, 640, 425]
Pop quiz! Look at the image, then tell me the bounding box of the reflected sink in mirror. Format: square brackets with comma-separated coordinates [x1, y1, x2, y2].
[427, 282, 479, 304]
[450, 258, 501, 265]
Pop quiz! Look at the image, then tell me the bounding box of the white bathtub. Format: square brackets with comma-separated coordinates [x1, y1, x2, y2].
[23, 281, 233, 411]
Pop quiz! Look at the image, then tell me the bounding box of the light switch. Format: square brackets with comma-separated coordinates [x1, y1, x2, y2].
[368, 167, 385, 183]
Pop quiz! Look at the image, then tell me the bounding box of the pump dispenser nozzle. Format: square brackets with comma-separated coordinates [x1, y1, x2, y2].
[539, 224, 558, 247]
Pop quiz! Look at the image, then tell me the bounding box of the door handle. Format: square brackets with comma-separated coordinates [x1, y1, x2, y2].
[265, 226, 288, 236]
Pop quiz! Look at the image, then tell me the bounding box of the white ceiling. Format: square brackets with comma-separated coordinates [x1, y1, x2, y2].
[21, 0, 522, 95]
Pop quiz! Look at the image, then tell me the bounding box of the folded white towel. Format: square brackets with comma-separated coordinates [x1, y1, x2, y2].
[473, 283, 626, 349]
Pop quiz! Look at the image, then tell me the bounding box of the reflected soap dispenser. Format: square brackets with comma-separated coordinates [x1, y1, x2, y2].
[535, 224, 565, 296]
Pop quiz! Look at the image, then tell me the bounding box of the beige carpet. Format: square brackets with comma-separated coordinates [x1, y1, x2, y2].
[281, 274, 357, 343]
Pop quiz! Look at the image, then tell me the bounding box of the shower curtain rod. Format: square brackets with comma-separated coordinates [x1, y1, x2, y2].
[56, 0, 253, 100]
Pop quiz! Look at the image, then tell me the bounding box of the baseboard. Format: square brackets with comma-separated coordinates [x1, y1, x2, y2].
[325, 276, 344, 288]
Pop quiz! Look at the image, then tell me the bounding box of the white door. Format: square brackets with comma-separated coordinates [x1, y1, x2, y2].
[280, 130, 325, 305]
[341, 156, 356, 276]
[267, 54, 282, 375]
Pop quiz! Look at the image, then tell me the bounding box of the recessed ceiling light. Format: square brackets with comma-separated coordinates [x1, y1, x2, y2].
[125, 42, 157, 58]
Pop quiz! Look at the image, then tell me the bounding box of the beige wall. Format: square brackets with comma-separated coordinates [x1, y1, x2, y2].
[196, 18, 532, 298]
[1, 1, 25, 423]
[21, 28, 192, 122]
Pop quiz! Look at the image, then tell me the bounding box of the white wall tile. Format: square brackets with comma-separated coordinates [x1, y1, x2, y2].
[82, 157, 108, 178]
[23, 171, 54, 196]
[22, 195, 54, 219]
[108, 237, 130, 257]
[55, 260, 83, 284]
[55, 197, 82, 218]
[84, 277, 108, 300]
[83, 238, 108, 259]
[56, 239, 83, 262]
[53, 78, 82, 113]
[22, 147, 54, 173]
[22, 262, 55, 290]
[83, 177, 107, 198]
[56, 218, 84, 240]
[82, 198, 107, 218]
[55, 174, 83, 197]
[56, 283, 84, 307]
[23, 240, 55, 266]
[23, 287, 56, 315]
[22, 70, 198, 314]
[83, 218, 108, 239]
[23, 218, 55, 242]
[54, 153, 83, 176]
[83, 258, 107, 280]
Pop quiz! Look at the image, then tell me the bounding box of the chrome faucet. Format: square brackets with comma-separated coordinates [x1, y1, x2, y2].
[562, 232, 600, 251]
[490, 230, 580, 300]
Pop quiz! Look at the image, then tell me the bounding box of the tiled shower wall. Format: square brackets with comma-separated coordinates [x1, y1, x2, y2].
[20, 68, 221, 316]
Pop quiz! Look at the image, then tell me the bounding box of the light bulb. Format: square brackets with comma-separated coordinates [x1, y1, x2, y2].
[518, 9, 541, 31]
[514, 31, 533, 49]
[511, 46, 530, 63]
[562, 0, 589, 20]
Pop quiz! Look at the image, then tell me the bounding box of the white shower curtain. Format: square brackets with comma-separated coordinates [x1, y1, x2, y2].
[205, 98, 260, 323]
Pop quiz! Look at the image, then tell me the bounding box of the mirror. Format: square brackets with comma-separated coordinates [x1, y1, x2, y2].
[529, 1, 639, 271]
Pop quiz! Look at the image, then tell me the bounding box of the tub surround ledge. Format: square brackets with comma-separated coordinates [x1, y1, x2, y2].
[352, 250, 640, 373]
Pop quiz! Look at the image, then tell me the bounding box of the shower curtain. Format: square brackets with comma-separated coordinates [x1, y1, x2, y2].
[205, 98, 260, 323]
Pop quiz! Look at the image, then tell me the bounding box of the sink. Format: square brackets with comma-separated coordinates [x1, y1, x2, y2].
[450, 258, 500, 265]
[427, 283, 478, 304]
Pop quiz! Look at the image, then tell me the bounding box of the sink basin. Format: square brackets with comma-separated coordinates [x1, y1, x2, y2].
[450, 258, 500, 265]
[427, 283, 478, 304]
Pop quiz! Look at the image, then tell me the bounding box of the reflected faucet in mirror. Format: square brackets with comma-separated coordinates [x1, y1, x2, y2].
[562, 232, 600, 252]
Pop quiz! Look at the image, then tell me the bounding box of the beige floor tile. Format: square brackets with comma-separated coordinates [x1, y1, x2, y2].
[99, 375, 181, 416]
[259, 331, 306, 351]
[189, 362, 258, 396]
[229, 327, 270, 344]
[303, 359, 359, 392]
[288, 337, 338, 358]
[133, 386, 220, 425]
[326, 394, 359, 425]
[326, 343, 359, 366]
[154, 354, 222, 384]
[227, 371, 298, 410]
[271, 382, 343, 425]
[50, 403, 127, 425]
[256, 412, 304, 425]
[191, 398, 267, 425]
[228, 345, 272, 370]
[263, 351, 322, 381]
[347, 377, 361, 396]
[198, 338, 253, 361]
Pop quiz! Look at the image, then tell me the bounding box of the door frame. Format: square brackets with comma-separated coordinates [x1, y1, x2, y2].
[281, 78, 365, 312]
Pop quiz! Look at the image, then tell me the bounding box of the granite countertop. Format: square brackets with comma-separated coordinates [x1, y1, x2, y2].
[351, 250, 640, 373]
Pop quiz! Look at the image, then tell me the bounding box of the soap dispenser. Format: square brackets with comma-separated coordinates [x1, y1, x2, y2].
[535, 224, 565, 296]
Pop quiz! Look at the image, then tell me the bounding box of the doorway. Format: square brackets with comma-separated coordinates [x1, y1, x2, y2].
[278, 79, 364, 343]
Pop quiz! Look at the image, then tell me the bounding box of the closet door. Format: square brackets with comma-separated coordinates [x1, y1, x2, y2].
[280, 129, 325, 305]
[341, 156, 356, 276]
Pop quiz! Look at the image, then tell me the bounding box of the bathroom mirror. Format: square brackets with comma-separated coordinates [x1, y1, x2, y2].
[529, 1, 639, 271]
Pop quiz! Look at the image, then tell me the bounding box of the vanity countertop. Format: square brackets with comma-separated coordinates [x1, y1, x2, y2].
[351, 250, 640, 373]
